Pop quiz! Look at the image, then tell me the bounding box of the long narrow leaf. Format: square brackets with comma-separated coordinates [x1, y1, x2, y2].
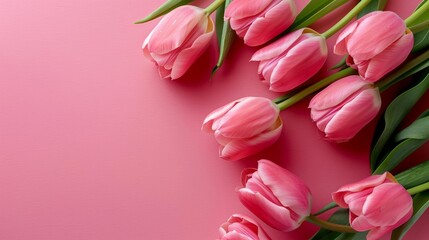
[391, 191, 429, 240]
[396, 160, 429, 189]
[291, 0, 349, 30]
[373, 139, 428, 174]
[370, 72, 429, 171]
[413, 29, 429, 52]
[134, 0, 194, 24]
[213, 0, 234, 74]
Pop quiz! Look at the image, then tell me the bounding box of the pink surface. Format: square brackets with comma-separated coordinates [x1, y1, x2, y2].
[0, 0, 427, 239]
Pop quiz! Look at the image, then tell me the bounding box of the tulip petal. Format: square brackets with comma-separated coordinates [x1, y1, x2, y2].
[362, 31, 413, 82]
[171, 19, 214, 79]
[147, 6, 205, 54]
[309, 76, 368, 110]
[334, 21, 358, 55]
[227, 222, 259, 239]
[350, 214, 373, 232]
[217, 98, 279, 138]
[220, 119, 282, 160]
[344, 188, 373, 216]
[256, 160, 311, 218]
[269, 36, 327, 91]
[221, 231, 253, 240]
[225, 0, 271, 20]
[363, 183, 413, 227]
[332, 173, 388, 208]
[251, 29, 304, 61]
[202, 98, 246, 133]
[244, 1, 296, 46]
[324, 87, 381, 141]
[347, 11, 406, 61]
[238, 188, 300, 232]
[366, 226, 393, 240]
[246, 173, 283, 206]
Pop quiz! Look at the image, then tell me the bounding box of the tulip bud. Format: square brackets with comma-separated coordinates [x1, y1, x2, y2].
[251, 28, 328, 92]
[309, 75, 381, 142]
[332, 173, 413, 240]
[238, 160, 312, 232]
[225, 0, 297, 46]
[334, 11, 413, 82]
[202, 97, 282, 161]
[142, 5, 214, 80]
[218, 214, 271, 240]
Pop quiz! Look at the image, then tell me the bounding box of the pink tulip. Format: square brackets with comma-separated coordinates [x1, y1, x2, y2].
[218, 214, 271, 240]
[225, 0, 297, 46]
[238, 160, 312, 232]
[334, 11, 413, 82]
[251, 28, 328, 92]
[332, 173, 413, 240]
[309, 75, 381, 142]
[202, 97, 282, 161]
[142, 6, 214, 80]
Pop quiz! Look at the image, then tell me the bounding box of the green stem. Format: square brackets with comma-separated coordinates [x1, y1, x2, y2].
[204, 0, 226, 15]
[313, 202, 338, 216]
[292, 0, 349, 31]
[321, 0, 373, 38]
[409, 18, 429, 33]
[276, 67, 356, 111]
[405, 1, 429, 27]
[407, 182, 429, 195]
[376, 48, 429, 92]
[306, 215, 356, 233]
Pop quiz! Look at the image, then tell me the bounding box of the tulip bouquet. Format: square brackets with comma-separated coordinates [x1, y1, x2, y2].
[136, 0, 429, 239]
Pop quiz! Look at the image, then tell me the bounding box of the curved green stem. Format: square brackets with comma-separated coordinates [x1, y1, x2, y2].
[306, 215, 356, 233]
[405, 1, 429, 27]
[409, 18, 429, 33]
[204, 0, 226, 15]
[376, 48, 429, 92]
[276, 67, 356, 111]
[407, 182, 429, 195]
[321, 0, 373, 38]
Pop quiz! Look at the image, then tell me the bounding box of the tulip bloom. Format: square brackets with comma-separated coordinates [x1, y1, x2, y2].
[238, 160, 312, 232]
[218, 214, 271, 240]
[334, 11, 413, 82]
[202, 97, 282, 161]
[332, 173, 413, 240]
[225, 0, 297, 46]
[251, 28, 328, 92]
[309, 75, 381, 142]
[142, 6, 214, 80]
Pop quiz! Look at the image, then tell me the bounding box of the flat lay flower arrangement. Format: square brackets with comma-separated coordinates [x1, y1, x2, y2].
[136, 0, 429, 239]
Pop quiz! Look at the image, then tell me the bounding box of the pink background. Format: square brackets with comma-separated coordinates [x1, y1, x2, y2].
[0, 0, 428, 239]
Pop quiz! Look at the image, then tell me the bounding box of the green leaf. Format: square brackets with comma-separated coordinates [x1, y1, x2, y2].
[311, 209, 349, 240]
[391, 191, 429, 240]
[357, 0, 388, 18]
[134, 0, 194, 24]
[396, 116, 429, 141]
[370, 72, 429, 172]
[289, 0, 348, 30]
[212, 0, 234, 75]
[396, 160, 429, 189]
[374, 107, 429, 174]
[413, 29, 429, 52]
[373, 139, 428, 174]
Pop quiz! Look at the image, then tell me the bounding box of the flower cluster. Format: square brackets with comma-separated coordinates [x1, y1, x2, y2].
[137, 0, 429, 239]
